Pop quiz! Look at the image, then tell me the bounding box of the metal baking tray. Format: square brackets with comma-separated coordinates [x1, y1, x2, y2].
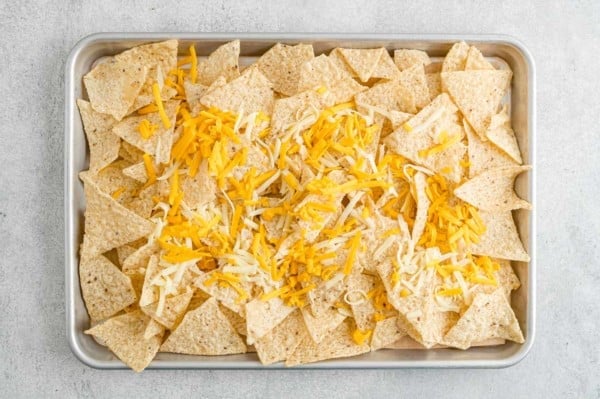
[65, 33, 536, 369]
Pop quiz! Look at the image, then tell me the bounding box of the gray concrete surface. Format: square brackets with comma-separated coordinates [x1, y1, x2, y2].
[1, 0, 599, 397]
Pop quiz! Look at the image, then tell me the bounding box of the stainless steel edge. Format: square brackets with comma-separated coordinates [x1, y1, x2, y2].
[65, 33, 536, 369]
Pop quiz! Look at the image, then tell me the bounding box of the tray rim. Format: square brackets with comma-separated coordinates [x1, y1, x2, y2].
[65, 32, 536, 370]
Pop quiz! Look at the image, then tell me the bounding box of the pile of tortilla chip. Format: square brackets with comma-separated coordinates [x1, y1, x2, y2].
[78, 39, 530, 371]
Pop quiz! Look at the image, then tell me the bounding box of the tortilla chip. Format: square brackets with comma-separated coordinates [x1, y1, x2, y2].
[338, 48, 384, 82]
[371, 50, 401, 80]
[370, 316, 406, 350]
[141, 289, 193, 329]
[473, 258, 520, 300]
[80, 176, 154, 257]
[143, 318, 166, 340]
[297, 54, 366, 104]
[385, 335, 505, 349]
[83, 160, 140, 207]
[79, 254, 136, 320]
[194, 271, 251, 313]
[121, 243, 157, 277]
[383, 93, 466, 182]
[397, 64, 430, 109]
[454, 166, 532, 211]
[269, 89, 328, 138]
[395, 294, 460, 348]
[346, 273, 378, 331]
[425, 62, 443, 74]
[354, 79, 416, 115]
[256, 43, 314, 96]
[138, 255, 160, 306]
[301, 306, 346, 344]
[328, 48, 359, 76]
[160, 297, 246, 355]
[183, 80, 208, 112]
[465, 46, 495, 71]
[285, 320, 370, 366]
[119, 140, 145, 164]
[196, 40, 240, 86]
[254, 310, 308, 365]
[118, 40, 178, 112]
[411, 171, 431, 244]
[116, 244, 138, 267]
[85, 310, 162, 372]
[191, 76, 227, 115]
[77, 100, 120, 174]
[393, 49, 431, 71]
[441, 41, 470, 72]
[245, 297, 295, 344]
[83, 58, 147, 120]
[486, 106, 523, 163]
[442, 70, 512, 139]
[425, 73, 442, 99]
[470, 210, 530, 261]
[112, 100, 179, 164]
[219, 305, 247, 337]
[122, 162, 147, 183]
[200, 67, 275, 115]
[464, 119, 519, 177]
[443, 289, 524, 349]
[180, 161, 217, 210]
[307, 277, 347, 318]
[388, 110, 414, 130]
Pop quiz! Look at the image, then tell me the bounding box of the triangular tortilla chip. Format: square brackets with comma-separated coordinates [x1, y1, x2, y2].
[119, 140, 145, 164]
[194, 271, 251, 313]
[465, 46, 495, 71]
[426, 73, 442, 99]
[118, 40, 178, 112]
[486, 106, 523, 163]
[354, 79, 416, 115]
[328, 48, 359, 76]
[301, 306, 346, 344]
[81, 160, 140, 207]
[464, 119, 518, 177]
[200, 67, 275, 115]
[338, 48, 384, 82]
[441, 41, 470, 72]
[269, 89, 328, 138]
[180, 161, 217, 210]
[383, 93, 466, 182]
[77, 100, 120, 174]
[371, 50, 401, 80]
[443, 289, 524, 349]
[159, 297, 246, 355]
[395, 295, 460, 348]
[442, 70, 512, 139]
[112, 100, 179, 164]
[122, 162, 147, 183]
[397, 64, 430, 109]
[470, 210, 530, 261]
[256, 43, 314, 96]
[139, 255, 160, 306]
[143, 318, 166, 340]
[79, 254, 136, 320]
[192, 76, 227, 115]
[370, 316, 406, 350]
[116, 243, 139, 267]
[454, 166, 532, 211]
[219, 305, 247, 337]
[80, 176, 154, 257]
[85, 310, 163, 372]
[83, 58, 147, 120]
[411, 171, 431, 244]
[472, 258, 520, 300]
[245, 297, 295, 344]
[183, 80, 208, 112]
[346, 273, 378, 331]
[307, 276, 347, 318]
[254, 310, 308, 365]
[393, 49, 431, 71]
[285, 320, 370, 366]
[141, 288, 193, 329]
[196, 40, 240, 86]
[297, 54, 366, 104]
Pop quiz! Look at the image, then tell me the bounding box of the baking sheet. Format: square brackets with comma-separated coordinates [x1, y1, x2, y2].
[65, 33, 536, 369]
